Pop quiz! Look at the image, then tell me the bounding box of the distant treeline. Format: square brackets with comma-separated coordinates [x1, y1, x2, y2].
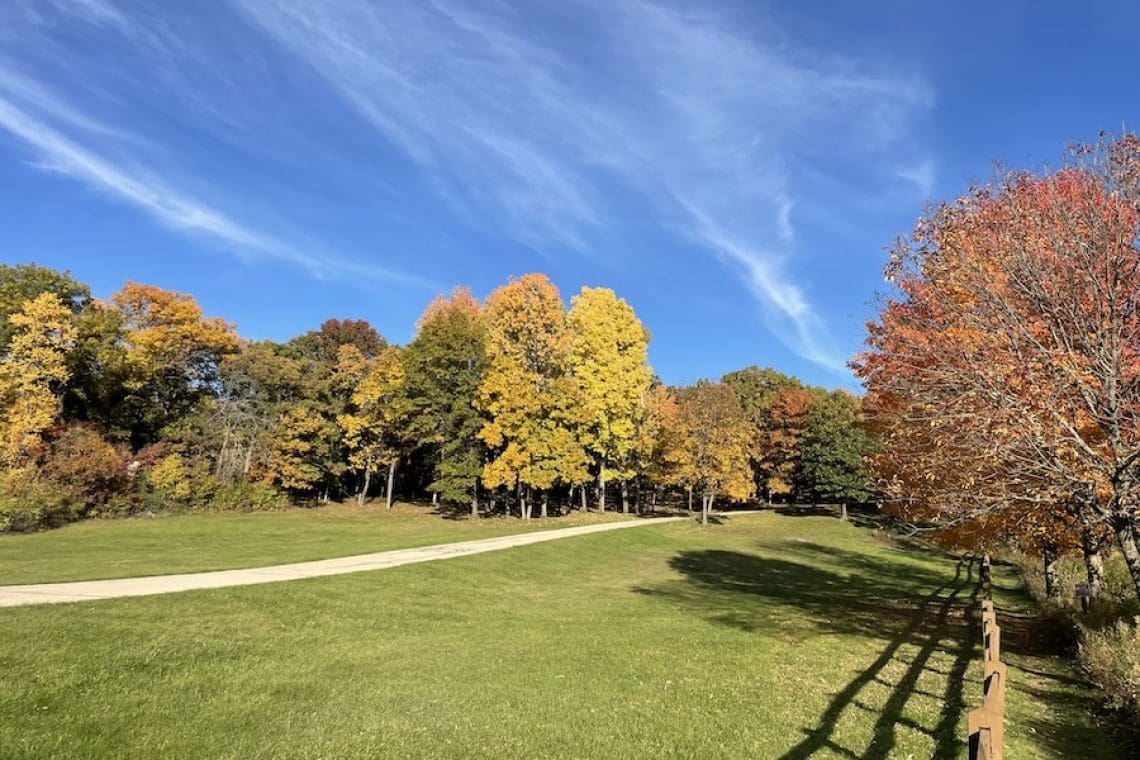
[0, 264, 873, 530]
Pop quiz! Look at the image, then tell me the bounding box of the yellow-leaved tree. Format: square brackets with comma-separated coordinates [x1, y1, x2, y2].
[0, 293, 77, 465]
[111, 282, 239, 369]
[568, 287, 651, 513]
[476, 274, 589, 518]
[675, 381, 755, 524]
[109, 283, 239, 446]
[338, 344, 410, 508]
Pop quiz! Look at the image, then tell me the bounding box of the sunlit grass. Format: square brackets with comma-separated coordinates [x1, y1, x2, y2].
[0, 502, 630, 584]
[0, 512, 1118, 758]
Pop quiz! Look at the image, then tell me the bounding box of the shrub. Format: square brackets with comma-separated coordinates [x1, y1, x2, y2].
[141, 454, 287, 513]
[1015, 549, 1140, 727]
[1080, 618, 1140, 719]
[142, 453, 217, 512]
[0, 468, 76, 531]
[40, 426, 133, 516]
[209, 481, 289, 513]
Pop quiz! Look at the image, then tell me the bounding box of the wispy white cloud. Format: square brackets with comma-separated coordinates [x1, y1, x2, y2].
[0, 61, 429, 289]
[233, 0, 931, 373]
[897, 159, 936, 198]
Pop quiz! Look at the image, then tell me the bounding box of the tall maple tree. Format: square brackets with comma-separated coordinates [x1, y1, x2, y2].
[568, 287, 652, 513]
[476, 274, 588, 518]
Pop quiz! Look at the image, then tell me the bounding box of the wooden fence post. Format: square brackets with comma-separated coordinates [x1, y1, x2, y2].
[969, 554, 1004, 760]
[981, 554, 992, 601]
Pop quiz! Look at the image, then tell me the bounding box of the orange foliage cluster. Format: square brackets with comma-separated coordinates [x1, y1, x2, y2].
[856, 134, 1140, 597]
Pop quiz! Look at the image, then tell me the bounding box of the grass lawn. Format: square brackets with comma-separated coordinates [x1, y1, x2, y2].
[0, 502, 632, 585]
[0, 512, 1123, 758]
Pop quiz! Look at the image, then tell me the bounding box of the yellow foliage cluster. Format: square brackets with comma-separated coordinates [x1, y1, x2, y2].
[0, 293, 76, 465]
[111, 282, 239, 371]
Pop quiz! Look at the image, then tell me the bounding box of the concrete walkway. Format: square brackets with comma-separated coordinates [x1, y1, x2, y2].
[0, 515, 688, 608]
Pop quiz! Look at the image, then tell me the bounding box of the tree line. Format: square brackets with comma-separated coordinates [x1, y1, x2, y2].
[856, 132, 1140, 602]
[0, 268, 872, 531]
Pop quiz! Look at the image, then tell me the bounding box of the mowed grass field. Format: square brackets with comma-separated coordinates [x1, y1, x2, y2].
[0, 511, 1123, 758]
[0, 503, 632, 584]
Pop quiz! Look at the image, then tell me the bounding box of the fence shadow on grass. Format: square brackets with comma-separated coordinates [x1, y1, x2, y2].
[635, 547, 980, 758]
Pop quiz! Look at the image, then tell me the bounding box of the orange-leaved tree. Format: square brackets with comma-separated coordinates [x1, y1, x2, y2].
[857, 135, 1140, 598]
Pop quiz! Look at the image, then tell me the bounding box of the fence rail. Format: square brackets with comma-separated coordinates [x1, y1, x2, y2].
[968, 555, 1006, 760]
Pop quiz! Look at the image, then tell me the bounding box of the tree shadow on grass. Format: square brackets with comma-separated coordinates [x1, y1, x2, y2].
[635, 548, 980, 758]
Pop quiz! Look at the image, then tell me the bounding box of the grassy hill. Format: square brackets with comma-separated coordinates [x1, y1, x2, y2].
[0, 510, 1122, 758]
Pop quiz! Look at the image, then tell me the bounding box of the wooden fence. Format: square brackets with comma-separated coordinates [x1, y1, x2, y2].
[968, 555, 1007, 760]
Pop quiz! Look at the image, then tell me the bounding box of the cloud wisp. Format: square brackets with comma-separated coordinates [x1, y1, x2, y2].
[234, 0, 932, 372]
[0, 3, 430, 290]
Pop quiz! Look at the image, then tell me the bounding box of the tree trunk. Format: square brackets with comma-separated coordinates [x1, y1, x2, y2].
[385, 459, 397, 510]
[432, 492, 438, 505]
[581, 484, 588, 512]
[1043, 543, 1061, 599]
[1082, 527, 1105, 599]
[358, 463, 372, 506]
[215, 431, 230, 479]
[687, 487, 693, 513]
[471, 494, 478, 518]
[1111, 515, 1140, 600]
[650, 488, 657, 513]
[701, 494, 709, 525]
[840, 503, 848, 521]
[540, 493, 548, 519]
[621, 480, 629, 514]
[598, 461, 606, 512]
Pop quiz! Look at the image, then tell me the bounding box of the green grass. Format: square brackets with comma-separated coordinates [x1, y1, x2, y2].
[0, 512, 1122, 758]
[0, 502, 631, 584]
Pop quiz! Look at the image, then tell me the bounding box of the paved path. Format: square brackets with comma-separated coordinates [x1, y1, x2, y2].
[0, 516, 690, 608]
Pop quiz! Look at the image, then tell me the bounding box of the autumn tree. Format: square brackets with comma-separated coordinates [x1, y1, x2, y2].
[403, 288, 487, 515]
[630, 382, 671, 512]
[640, 384, 704, 510]
[109, 283, 239, 447]
[0, 293, 77, 465]
[262, 404, 331, 495]
[269, 318, 390, 502]
[568, 287, 652, 513]
[674, 381, 755, 524]
[208, 341, 308, 483]
[857, 135, 1140, 598]
[339, 345, 411, 508]
[757, 386, 814, 502]
[291, 318, 386, 364]
[723, 366, 802, 498]
[477, 274, 588, 518]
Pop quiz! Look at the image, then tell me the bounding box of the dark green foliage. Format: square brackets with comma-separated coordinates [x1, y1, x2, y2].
[721, 365, 802, 423]
[403, 292, 487, 507]
[797, 390, 874, 504]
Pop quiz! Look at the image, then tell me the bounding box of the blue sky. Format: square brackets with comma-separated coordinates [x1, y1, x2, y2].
[1, 1, 1138, 389]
